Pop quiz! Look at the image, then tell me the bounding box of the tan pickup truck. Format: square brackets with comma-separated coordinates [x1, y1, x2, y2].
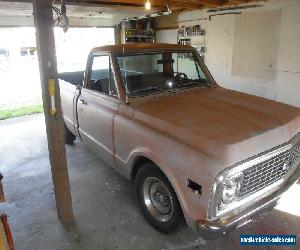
[59, 43, 300, 236]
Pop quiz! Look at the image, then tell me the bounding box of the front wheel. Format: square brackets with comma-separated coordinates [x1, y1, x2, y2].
[135, 163, 184, 234]
[64, 123, 76, 145]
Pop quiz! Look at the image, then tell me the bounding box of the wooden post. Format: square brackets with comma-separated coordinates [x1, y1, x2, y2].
[32, 0, 74, 224]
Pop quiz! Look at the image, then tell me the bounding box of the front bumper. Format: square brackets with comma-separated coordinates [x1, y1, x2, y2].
[198, 165, 300, 238]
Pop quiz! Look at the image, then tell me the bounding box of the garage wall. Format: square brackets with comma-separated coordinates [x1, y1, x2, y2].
[169, 0, 300, 107]
[156, 29, 177, 44]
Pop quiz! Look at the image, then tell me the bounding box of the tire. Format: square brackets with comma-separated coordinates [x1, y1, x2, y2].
[64, 123, 76, 145]
[135, 163, 184, 234]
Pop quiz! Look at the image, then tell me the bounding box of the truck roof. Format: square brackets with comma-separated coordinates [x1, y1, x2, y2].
[91, 43, 195, 54]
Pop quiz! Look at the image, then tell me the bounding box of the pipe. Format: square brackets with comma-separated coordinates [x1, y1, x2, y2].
[207, 4, 262, 13]
[209, 12, 242, 21]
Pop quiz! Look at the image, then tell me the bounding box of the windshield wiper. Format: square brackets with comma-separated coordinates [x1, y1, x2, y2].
[128, 86, 167, 96]
[177, 81, 211, 88]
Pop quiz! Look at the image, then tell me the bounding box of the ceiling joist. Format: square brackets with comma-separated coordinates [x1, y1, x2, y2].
[0, 0, 265, 10]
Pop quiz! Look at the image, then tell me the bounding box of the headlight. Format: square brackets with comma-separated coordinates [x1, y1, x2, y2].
[221, 179, 239, 204]
[208, 173, 243, 220]
[219, 175, 243, 206]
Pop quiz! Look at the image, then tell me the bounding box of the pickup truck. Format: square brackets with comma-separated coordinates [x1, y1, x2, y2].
[59, 43, 300, 236]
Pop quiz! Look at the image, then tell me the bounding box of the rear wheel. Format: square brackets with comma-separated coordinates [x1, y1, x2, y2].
[135, 163, 184, 234]
[64, 123, 76, 145]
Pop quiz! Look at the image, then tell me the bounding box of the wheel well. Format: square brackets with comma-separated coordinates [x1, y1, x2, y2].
[130, 156, 154, 181]
[131, 155, 187, 226]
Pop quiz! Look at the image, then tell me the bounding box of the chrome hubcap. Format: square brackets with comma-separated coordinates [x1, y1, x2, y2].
[143, 177, 174, 222]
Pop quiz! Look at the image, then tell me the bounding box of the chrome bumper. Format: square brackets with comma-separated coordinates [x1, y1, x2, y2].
[198, 165, 300, 238]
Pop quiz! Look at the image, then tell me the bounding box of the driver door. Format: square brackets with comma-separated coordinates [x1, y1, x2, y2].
[77, 54, 119, 166]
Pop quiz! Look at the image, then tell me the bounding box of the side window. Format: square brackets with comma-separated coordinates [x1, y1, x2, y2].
[88, 55, 117, 96]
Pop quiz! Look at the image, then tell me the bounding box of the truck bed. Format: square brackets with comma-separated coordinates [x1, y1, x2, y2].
[58, 71, 85, 86]
[58, 69, 110, 86]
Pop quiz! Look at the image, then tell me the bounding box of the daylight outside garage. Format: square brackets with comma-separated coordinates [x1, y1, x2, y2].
[0, 0, 299, 249]
[0, 27, 114, 119]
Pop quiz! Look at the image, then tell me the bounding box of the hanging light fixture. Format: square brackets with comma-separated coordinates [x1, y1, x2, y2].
[145, 0, 151, 10]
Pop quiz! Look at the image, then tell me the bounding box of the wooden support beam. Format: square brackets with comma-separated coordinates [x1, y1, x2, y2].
[195, 0, 223, 6]
[32, 0, 74, 224]
[0, 0, 265, 8]
[99, 0, 204, 8]
[64, 0, 204, 9]
[1, 0, 204, 9]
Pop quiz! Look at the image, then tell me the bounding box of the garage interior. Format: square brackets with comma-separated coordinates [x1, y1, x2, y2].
[0, 0, 299, 249]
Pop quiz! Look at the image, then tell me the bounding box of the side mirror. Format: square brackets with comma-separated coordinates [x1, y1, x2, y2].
[76, 83, 82, 90]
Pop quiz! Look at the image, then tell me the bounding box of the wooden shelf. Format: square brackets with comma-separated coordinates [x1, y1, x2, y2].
[126, 35, 155, 38]
[178, 35, 204, 39]
[178, 25, 206, 61]
[121, 18, 156, 44]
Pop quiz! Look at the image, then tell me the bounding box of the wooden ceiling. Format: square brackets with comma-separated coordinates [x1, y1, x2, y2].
[0, 0, 265, 26]
[2, 0, 265, 11]
[59, 0, 265, 11]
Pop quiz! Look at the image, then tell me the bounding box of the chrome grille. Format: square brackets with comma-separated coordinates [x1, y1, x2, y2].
[239, 143, 300, 198]
[290, 143, 300, 166]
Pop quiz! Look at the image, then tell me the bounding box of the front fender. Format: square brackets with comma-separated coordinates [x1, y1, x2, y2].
[114, 113, 225, 228]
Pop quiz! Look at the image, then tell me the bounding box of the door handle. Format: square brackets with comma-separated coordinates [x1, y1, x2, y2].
[79, 99, 87, 105]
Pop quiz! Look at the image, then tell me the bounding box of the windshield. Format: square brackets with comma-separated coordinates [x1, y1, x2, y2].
[116, 51, 213, 97]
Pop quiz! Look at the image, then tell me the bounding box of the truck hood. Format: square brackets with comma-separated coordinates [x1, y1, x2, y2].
[131, 87, 300, 166]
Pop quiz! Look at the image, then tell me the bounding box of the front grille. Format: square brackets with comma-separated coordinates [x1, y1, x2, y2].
[290, 143, 300, 166]
[239, 143, 300, 198]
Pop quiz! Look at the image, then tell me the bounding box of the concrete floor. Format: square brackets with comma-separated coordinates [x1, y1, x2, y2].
[0, 114, 299, 250]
